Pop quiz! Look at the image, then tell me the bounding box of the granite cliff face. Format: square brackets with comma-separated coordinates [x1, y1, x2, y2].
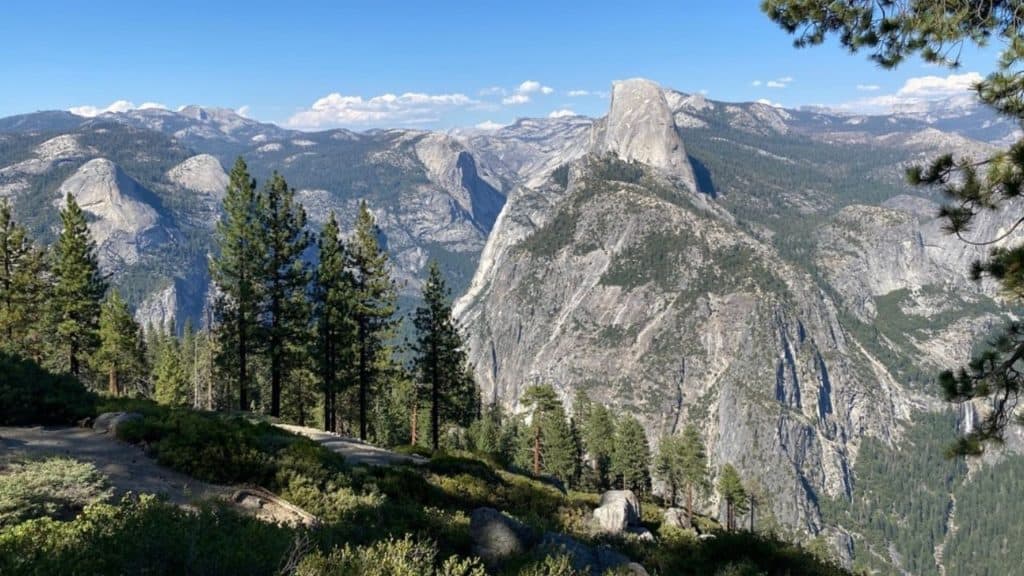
[454, 79, 1015, 539]
[589, 79, 696, 189]
[57, 158, 167, 269]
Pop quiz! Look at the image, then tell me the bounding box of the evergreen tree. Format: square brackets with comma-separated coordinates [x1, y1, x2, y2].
[51, 193, 106, 378]
[655, 424, 709, 526]
[412, 261, 475, 451]
[576, 393, 616, 490]
[259, 171, 312, 418]
[612, 414, 651, 494]
[763, 0, 1024, 453]
[0, 200, 48, 359]
[518, 384, 579, 484]
[314, 212, 355, 432]
[211, 157, 264, 411]
[718, 463, 748, 531]
[95, 290, 146, 396]
[349, 202, 398, 441]
[153, 325, 189, 406]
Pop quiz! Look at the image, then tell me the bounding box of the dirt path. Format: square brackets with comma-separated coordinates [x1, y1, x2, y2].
[274, 423, 429, 467]
[0, 426, 315, 526]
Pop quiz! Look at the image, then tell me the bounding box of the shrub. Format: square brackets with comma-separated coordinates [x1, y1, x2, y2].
[0, 495, 294, 576]
[0, 352, 96, 425]
[0, 458, 113, 527]
[295, 535, 486, 576]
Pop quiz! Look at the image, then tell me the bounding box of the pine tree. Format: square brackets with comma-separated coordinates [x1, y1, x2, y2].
[153, 324, 189, 406]
[95, 290, 146, 396]
[259, 171, 312, 418]
[0, 200, 48, 359]
[349, 202, 398, 441]
[52, 193, 106, 378]
[314, 212, 355, 432]
[612, 414, 651, 495]
[718, 463, 748, 531]
[576, 392, 616, 490]
[655, 424, 708, 526]
[412, 261, 475, 451]
[211, 157, 264, 411]
[517, 384, 579, 483]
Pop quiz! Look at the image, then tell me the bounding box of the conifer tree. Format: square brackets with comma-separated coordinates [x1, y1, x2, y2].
[349, 201, 398, 441]
[153, 324, 189, 406]
[718, 463, 748, 531]
[412, 261, 474, 451]
[612, 414, 651, 494]
[211, 157, 263, 411]
[518, 384, 578, 483]
[655, 424, 709, 526]
[0, 200, 48, 359]
[314, 212, 355, 432]
[52, 193, 106, 378]
[576, 392, 616, 489]
[259, 172, 312, 418]
[95, 290, 146, 395]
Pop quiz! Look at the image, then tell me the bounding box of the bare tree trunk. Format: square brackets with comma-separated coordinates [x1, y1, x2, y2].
[687, 483, 694, 527]
[108, 367, 118, 396]
[411, 402, 418, 445]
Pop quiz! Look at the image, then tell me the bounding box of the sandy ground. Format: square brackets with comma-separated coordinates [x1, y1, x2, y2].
[274, 423, 429, 467]
[0, 425, 315, 526]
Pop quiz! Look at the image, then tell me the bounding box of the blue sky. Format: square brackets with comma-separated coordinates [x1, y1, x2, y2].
[0, 1, 1003, 129]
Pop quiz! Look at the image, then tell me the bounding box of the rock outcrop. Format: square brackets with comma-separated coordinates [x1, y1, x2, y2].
[58, 158, 165, 269]
[167, 154, 228, 198]
[589, 78, 696, 189]
[593, 490, 642, 534]
[469, 507, 535, 564]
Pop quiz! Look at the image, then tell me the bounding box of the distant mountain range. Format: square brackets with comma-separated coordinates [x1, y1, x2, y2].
[2, 82, 1022, 573]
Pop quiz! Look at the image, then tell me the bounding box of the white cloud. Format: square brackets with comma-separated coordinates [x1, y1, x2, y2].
[502, 93, 531, 105]
[756, 98, 783, 108]
[501, 80, 555, 105]
[236, 105, 252, 118]
[475, 120, 506, 131]
[761, 76, 793, 89]
[287, 91, 477, 128]
[567, 89, 590, 97]
[839, 72, 983, 114]
[69, 100, 143, 117]
[548, 109, 576, 118]
[138, 102, 168, 110]
[479, 86, 506, 97]
[751, 80, 762, 87]
[856, 84, 881, 91]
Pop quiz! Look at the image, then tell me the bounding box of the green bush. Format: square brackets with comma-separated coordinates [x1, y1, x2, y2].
[0, 352, 96, 425]
[295, 535, 485, 576]
[0, 495, 294, 576]
[0, 458, 113, 527]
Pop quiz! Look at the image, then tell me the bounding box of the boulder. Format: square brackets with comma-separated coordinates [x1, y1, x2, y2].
[470, 507, 534, 564]
[93, 412, 142, 436]
[539, 532, 649, 576]
[593, 490, 641, 534]
[663, 507, 688, 529]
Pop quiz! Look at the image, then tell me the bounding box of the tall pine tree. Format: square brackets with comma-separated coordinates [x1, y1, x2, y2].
[52, 193, 106, 378]
[349, 202, 398, 441]
[314, 212, 355, 432]
[576, 392, 617, 490]
[718, 464, 748, 531]
[211, 157, 264, 411]
[95, 290, 147, 396]
[612, 414, 651, 495]
[259, 172, 312, 418]
[518, 384, 579, 483]
[412, 261, 474, 451]
[0, 200, 48, 359]
[655, 424, 708, 526]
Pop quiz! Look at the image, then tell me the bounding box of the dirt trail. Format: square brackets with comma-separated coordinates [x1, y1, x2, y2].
[274, 423, 429, 467]
[0, 426, 314, 526]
